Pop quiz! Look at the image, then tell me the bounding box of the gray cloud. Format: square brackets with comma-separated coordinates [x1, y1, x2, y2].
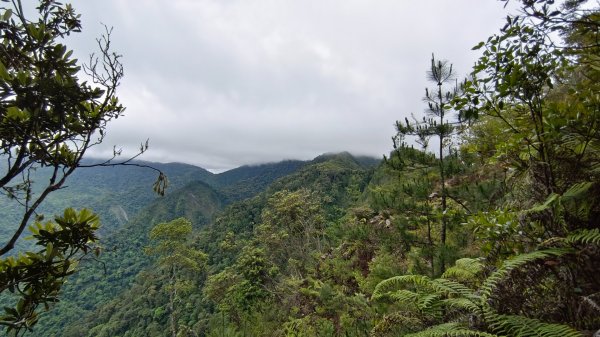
[68, 0, 510, 171]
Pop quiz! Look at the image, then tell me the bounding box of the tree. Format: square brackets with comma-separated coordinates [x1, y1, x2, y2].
[146, 218, 206, 337]
[0, 1, 165, 333]
[390, 54, 462, 274]
[455, 0, 600, 237]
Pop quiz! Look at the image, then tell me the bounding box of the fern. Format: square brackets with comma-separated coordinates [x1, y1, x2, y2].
[417, 293, 442, 312]
[431, 278, 477, 299]
[373, 274, 476, 300]
[565, 228, 600, 245]
[372, 275, 432, 299]
[442, 258, 484, 284]
[388, 289, 420, 304]
[372, 248, 588, 337]
[440, 297, 481, 313]
[480, 248, 572, 300]
[487, 314, 582, 337]
[561, 182, 594, 200]
[404, 323, 500, 337]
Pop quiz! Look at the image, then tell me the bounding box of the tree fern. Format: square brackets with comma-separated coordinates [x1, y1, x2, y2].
[373, 274, 477, 300]
[417, 293, 443, 313]
[372, 247, 586, 337]
[442, 258, 484, 285]
[372, 275, 433, 300]
[440, 297, 481, 313]
[403, 323, 500, 337]
[480, 248, 572, 300]
[487, 314, 582, 337]
[565, 228, 600, 245]
[431, 278, 478, 299]
[388, 289, 420, 305]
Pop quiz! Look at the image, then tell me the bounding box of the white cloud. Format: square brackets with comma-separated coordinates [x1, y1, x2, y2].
[69, 0, 511, 171]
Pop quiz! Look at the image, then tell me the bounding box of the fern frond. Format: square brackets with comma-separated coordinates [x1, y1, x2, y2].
[442, 258, 484, 284]
[373, 274, 476, 300]
[418, 293, 442, 311]
[370, 312, 424, 337]
[431, 278, 477, 299]
[561, 182, 594, 200]
[388, 289, 420, 304]
[480, 249, 572, 299]
[404, 322, 500, 337]
[566, 228, 600, 245]
[527, 193, 559, 213]
[488, 314, 582, 337]
[440, 297, 481, 313]
[373, 275, 433, 299]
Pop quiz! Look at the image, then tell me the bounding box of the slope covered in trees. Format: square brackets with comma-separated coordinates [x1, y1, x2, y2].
[16, 156, 321, 336]
[48, 152, 378, 336]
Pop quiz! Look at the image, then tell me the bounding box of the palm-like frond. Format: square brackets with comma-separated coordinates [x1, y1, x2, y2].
[388, 289, 420, 304]
[480, 249, 572, 300]
[488, 314, 582, 337]
[440, 297, 481, 313]
[372, 247, 588, 337]
[431, 278, 477, 299]
[373, 274, 477, 300]
[442, 258, 484, 285]
[417, 293, 443, 312]
[404, 323, 500, 337]
[372, 275, 433, 300]
[565, 228, 600, 245]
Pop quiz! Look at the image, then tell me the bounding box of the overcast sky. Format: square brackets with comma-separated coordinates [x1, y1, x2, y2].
[66, 0, 512, 172]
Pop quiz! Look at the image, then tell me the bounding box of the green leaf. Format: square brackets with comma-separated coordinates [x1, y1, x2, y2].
[2, 9, 12, 21]
[5, 106, 28, 121]
[472, 41, 485, 50]
[562, 182, 593, 200]
[0, 60, 9, 80]
[528, 193, 559, 213]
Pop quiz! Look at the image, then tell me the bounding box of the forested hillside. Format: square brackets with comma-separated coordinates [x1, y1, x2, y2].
[1, 0, 600, 336]
[9, 158, 313, 336]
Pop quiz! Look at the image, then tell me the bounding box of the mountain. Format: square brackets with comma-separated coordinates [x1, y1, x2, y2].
[0, 152, 382, 336]
[29, 152, 379, 336]
[312, 151, 380, 169]
[35, 178, 227, 336]
[42, 154, 371, 336]
[0, 157, 314, 251]
[215, 160, 308, 202]
[0, 160, 216, 253]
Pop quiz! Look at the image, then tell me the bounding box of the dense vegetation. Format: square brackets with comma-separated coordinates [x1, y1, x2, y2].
[1, 0, 599, 336]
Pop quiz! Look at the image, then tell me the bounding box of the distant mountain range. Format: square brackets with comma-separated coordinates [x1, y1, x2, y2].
[0, 152, 381, 336]
[0, 153, 379, 248]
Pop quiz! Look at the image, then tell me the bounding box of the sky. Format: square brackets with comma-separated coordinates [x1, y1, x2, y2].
[65, 0, 512, 172]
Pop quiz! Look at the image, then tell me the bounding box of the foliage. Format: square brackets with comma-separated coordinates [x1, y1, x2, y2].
[388, 54, 476, 275]
[0, 0, 126, 255]
[146, 218, 207, 337]
[456, 0, 600, 236]
[372, 1, 600, 336]
[0, 208, 100, 334]
[30, 179, 225, 336]
[0, 0, 151, 333]
[372, 241, 594, 337]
